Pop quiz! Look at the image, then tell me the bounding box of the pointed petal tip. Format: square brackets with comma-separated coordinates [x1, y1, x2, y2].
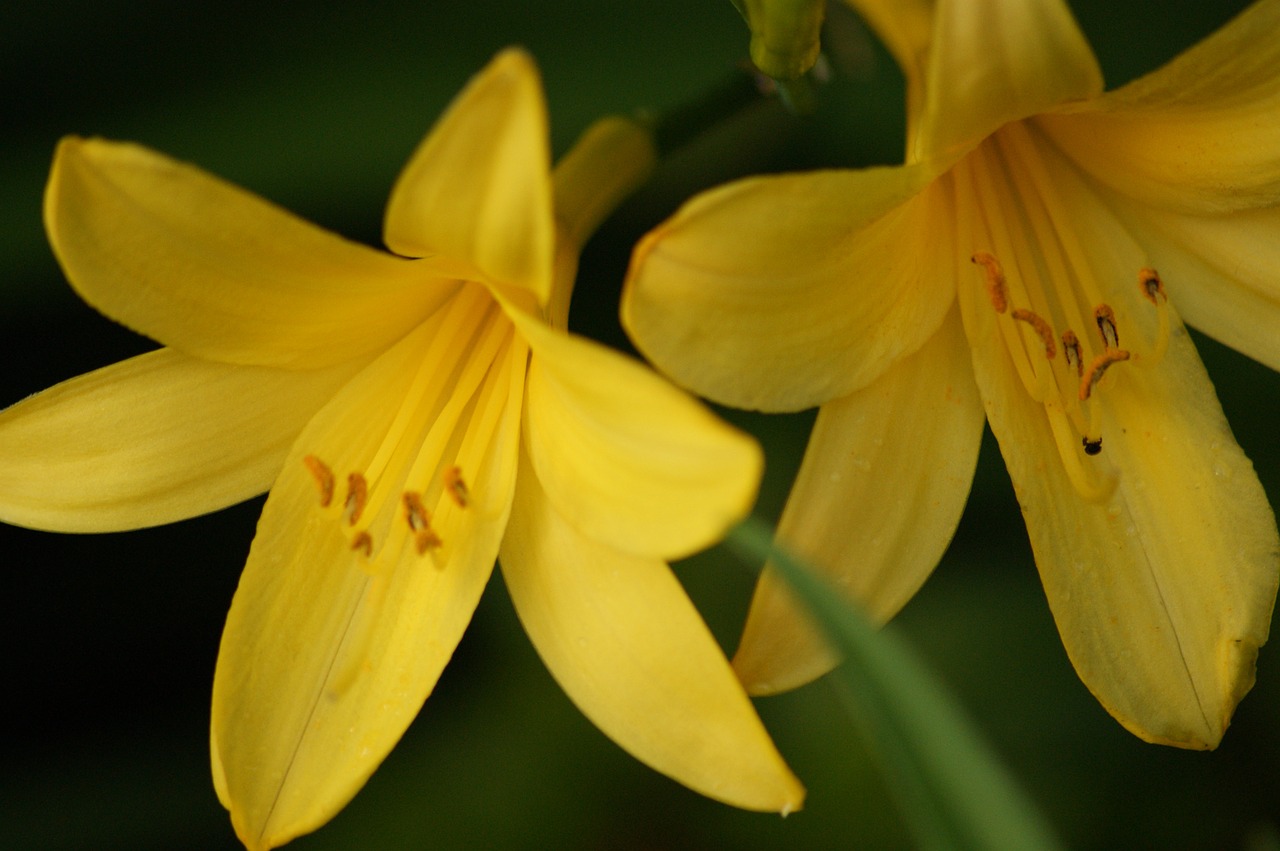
[501, 457, 804, 816]
[732, 647, 836, 698]
[775, 778, 807, 817]
[1074, 612, 1269, 752]
[489, 44, 538, 77]
[731, 591, 839, 698]
[384, 45, 553, 304]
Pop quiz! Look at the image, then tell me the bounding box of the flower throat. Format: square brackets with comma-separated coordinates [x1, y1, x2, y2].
[970, 250, 1170, 501]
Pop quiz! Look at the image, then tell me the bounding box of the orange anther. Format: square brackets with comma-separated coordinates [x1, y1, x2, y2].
[1062, 330, 1083, 377]
[403, 492, 430, 531]
[414, 529, 443, 555]
[1094, 304, 1119, 349]
[350, 530, 373, 557]
[345, 473, 369, 525]
[1011, 308, 1056, 359]
[403, 493, 442, 554]
[444, 466, 469, 508]
[1079, 349, 1131, 400]
[1138, 268, 1167, 305]
[971, 252, 1008, 314]
[303, 455, 335, 507]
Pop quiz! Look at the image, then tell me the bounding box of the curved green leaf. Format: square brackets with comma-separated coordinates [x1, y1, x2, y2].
[727, 518, 1062, 851]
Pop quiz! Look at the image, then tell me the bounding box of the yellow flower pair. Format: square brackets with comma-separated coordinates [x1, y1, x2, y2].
[2, 0, 1279, 847]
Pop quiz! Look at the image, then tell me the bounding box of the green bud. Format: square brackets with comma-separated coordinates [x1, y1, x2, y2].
[738, 0, 825, 80]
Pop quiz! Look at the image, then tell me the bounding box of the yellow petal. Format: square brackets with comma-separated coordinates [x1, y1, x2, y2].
[958, 251, 1278, 748]
[914, 0, 1101, 163]
[212, 301, 527, 850]
[623, 162, 950, 412]
[385, 48, 553, 304]
[0, 349, 361, 533]
[45, 137, 451, 369]
[733, 309, 985, 694]
[499, 452, 805, 813]
[1038, 0, 1280, 213]
[1106, 199, 1280, 375]
[513, 304, 761, 560]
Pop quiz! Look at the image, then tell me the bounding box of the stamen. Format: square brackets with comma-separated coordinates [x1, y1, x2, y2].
[345, 473, 369, 525]
[1138, 268, 1167, 304]
[1045, 404, 1115, 503]
[1062, 330, 1083, 377]
[402, 491, 430, 531]
[403, 491, 444, 555]
[415, 529, 443, 555]
[303, 455, 335, 507]
[350, 531, 373, 557]
[1094, 304, 1119, 349]
[1079, 349, 1131, 401]
[971, 252, 1008, 313]
[1137, 267, 1171, 367]
[1011, 308, 1056, 359]
[967, 252, 1047, 401]
[444, 466, 469, 508]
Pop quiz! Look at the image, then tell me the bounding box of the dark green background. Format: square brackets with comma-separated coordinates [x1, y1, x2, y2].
[2, 1, 1277, 848]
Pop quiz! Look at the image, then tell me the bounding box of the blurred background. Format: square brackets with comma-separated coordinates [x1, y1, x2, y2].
[2, 1, 1278, 848]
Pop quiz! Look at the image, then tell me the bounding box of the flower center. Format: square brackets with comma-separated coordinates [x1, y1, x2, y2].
[970, 252, 1170, 498]
[957, 122, 1172, 502]
[298, 282, 520, 570]
[303, 456, 465, 559]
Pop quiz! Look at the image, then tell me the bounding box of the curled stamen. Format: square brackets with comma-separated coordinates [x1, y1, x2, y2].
[350, 530, 373, 557]
[303, 455, 335, 507]
[1011, 308, 1056, 358]
[1079, 349, 1131, 400]
[971, 252, 1008, 313]
[345, 473, 369, 525]
[1094, 304, 1119, 349]
[444, 466, 469, 508]
[1062, 330, 1083, 377]
[1139, 268, 1167, 304]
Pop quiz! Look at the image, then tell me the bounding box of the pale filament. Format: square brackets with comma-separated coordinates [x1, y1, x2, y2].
[970, 249, 1111, 498]
[1135, 268, 1170, 366]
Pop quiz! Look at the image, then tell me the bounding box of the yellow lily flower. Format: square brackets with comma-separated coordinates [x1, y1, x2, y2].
[0, 49, 803, 849]
[623, 0, 1280, 750]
